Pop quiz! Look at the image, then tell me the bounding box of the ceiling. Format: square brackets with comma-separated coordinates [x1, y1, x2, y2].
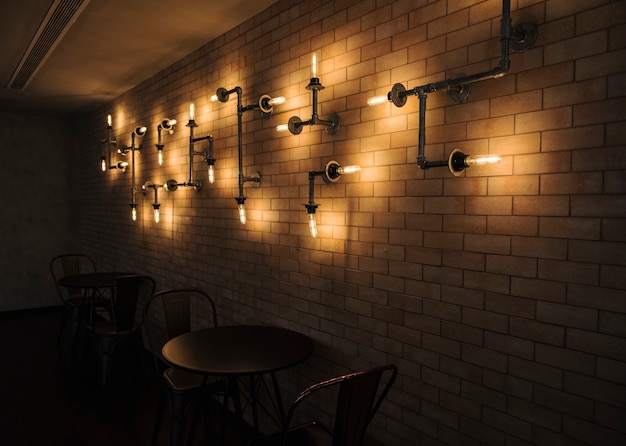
[0, 0, 278, 117]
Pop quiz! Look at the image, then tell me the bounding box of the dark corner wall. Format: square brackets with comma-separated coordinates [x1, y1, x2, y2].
[0, 111, 77, 311]
[10, 0, 626, 444]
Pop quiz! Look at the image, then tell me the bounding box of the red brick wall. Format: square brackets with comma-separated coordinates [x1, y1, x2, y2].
[75, 0, 626, 444]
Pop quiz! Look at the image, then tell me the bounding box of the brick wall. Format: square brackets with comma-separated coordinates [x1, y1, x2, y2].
[74, 0, 626, 444]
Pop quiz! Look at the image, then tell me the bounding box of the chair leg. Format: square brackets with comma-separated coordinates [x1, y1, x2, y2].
[57, 307, 68, 353]
[169, 392, 191, 446]
[152, 389, 167, 445]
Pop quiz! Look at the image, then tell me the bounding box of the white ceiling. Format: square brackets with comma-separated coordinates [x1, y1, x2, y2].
[0, 0, 278, 117]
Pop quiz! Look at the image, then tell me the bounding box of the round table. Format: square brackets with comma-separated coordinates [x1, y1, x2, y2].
[57, 272, 137, 358]
[57, 271, 136, 289]
[162, 325, 313, 430]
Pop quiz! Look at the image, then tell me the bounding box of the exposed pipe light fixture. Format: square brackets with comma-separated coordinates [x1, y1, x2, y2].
[367, 0, 536, 176]
[117, 126, 147, 221]
[155, 118, 177, 166]
[212, 86, 282, 224]
[100, 114, 127, 172]
[164, 104, 215, 192]
[276, 52, 339, 135]
[305, 160, 361, 238]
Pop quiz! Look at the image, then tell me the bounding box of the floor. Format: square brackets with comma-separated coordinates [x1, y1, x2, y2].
[0, 307, 255, 446]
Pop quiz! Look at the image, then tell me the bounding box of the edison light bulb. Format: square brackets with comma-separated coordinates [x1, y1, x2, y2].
[158, 150, 163, 166]
[339, 165, 361, 175]
[154, 208, 160, 223]
[131, 207, 137, 222]
[308, 213, 318, 238]
[311, 52, 318, 78]
[101, 157, 107, 172]
[189, 103, 195, 121]
[269, 96, 286, 106]
[238, 203, 247, 224]
[208, 165, 215, 184]
[107, 114, 112, 127]
[367, 95, 388, 106]
[467, 154, 502, 166]
[276, 124, 289, 132]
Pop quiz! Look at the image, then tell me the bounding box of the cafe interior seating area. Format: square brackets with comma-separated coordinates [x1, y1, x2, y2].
[0, 255, 392, 445]
[2, 0, 625, 445]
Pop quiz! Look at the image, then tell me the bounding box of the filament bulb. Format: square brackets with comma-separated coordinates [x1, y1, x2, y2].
[308, 213, 318, 238]
[101, 157, 107, 172]
[276, 124, 289, 132]
[238, 203, 247, 224]
[158, 151, 163, 166]
[154, 208, 160, 223]
[208, 164, 215, 184]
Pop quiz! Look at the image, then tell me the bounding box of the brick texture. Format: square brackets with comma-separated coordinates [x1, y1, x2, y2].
[68, 1, 626, 445]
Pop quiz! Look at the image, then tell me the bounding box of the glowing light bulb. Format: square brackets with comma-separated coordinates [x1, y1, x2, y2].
[238, 203, 247, 224]
[308, 213, 318, 238]
[468, 154, 502, 165]
[210, 94, 218, 102]
[269, 96, 286, 106]
[339, 165, 361, 175]
[367, 95, 388, 106]
[158, 150, 163, 166]
[276, 123, 289, 132]
[131, 207, 137, 222]
[154, 207, 160, 223]
[189, 103, 195, 121]
[208, 164, 214, 184]
[107, 114, 112, 127]
[101, 157, 107, 172]
[311, 52, 318, 78]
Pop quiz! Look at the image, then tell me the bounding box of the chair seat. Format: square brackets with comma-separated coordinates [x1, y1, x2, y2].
[253, 422, 332, 446]
[88, 320, 139, 337]
[164, 367, 206, 392]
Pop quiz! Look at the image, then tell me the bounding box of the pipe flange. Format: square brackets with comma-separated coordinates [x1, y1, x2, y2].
[511, 23, 538, 52]
[448, 149, 466, 177]
[448, 83, 472, 103]
[323, 160, 341, 184]
[164, 179, 178, 192]
[288, 116, 303, 135]
[325, 114, 340, 135]
[259, 94, 273, 115]
[390, 83, 408, 108]
[216, 87, 229, 103]
[142, 181, 154, 195]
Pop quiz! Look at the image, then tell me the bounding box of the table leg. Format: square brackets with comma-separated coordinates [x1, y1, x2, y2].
[250, 375, 258, 432]
[270, 372, 287, 425]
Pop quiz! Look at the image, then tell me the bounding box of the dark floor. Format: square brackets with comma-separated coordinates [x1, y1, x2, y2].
[0, 307, 255, 446]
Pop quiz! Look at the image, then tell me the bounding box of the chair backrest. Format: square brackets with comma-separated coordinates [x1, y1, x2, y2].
[103, 274, 155, 332]
[50, 253, 96, 304]
[143, 289, 218, 371]
[286, 364, 398, 446]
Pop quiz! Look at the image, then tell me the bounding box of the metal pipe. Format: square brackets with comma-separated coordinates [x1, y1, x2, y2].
[415, 0, 516, 169]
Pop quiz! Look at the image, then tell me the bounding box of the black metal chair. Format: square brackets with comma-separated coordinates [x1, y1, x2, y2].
[143, 289, 240, 446]
[84, 274, 155, 387]
[49, 253, 96, 352]
[250, 364, 397, 446]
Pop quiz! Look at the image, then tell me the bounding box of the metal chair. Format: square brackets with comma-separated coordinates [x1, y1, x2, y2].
[143, 289, 240, 446]
[49, 253, 96, 352]
[84, 274, 155, 387]
[250, 364, 397, 446]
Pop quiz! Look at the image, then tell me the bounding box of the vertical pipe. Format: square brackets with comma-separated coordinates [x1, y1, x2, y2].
[237, 88, 245, 199]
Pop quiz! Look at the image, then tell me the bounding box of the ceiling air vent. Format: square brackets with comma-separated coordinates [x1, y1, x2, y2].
[7, 0, 91, 90]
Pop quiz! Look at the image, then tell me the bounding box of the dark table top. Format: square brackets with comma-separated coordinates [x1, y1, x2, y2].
[162, 325, 314, 376]
[57, 272, 136, 289]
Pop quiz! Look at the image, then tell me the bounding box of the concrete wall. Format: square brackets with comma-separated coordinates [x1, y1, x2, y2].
[0, 111, 77, 311]
[73, 0, 626, 444]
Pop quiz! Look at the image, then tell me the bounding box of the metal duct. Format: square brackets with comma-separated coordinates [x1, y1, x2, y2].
[7, 0, 91, 90]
